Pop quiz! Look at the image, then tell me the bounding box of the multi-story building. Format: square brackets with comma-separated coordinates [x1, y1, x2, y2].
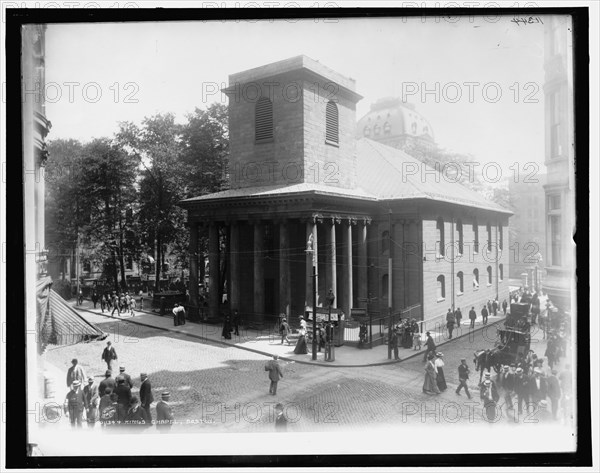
[180, 56, 511, 326]
[542, 16, 575, 311]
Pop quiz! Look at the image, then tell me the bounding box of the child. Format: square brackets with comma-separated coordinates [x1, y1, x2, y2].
[413, 331, 422, 350]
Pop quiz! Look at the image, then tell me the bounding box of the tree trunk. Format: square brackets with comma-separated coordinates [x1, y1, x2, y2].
[154, 233, 161, 293]
[118, 210, 128, 291]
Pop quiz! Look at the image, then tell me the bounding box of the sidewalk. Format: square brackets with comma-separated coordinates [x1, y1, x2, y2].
[72, 300, 506, 368]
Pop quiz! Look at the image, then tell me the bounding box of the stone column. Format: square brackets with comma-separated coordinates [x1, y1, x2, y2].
[208, 222, 220, 319]
[393, 220, 404, 312]
[279, 221, 291, 315]
[326, 218, 338, 308]
[253, 222, 264, 317]
[305, 220, 318, 308]
[342, 220, 353, 318]
[189, 222, 199, 319]
[230, 222, 240, 312]
[357, 220, 368, 307]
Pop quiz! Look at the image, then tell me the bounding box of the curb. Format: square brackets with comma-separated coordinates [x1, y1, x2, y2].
[76, 305, 504, 369]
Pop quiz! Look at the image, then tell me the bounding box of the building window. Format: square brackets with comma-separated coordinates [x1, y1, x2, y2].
[381, 230, 389, 255]
[473, 268, 479, 289]
[499, 264, 504, 281]
[363, 126, 371, 137]
[437, 275, 446, 300]
[498, 223, 503, 251]
[457, 271, 464, 295]
[436, 217, 445, 257]
[549, 195, 561, 210]
[473, 220, 479, 253]
[255, 97, 273, 142]
[550, 215, 562, 266]
[383, 122, 391, 135]
[456, 219, 464, 255]
[486, 222, 492, 251]
[487, 266, 493, 285]
[325, 101, 339, 145]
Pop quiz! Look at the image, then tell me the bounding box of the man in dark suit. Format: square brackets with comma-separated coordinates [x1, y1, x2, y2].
[114, 376, 132, 410]
[481, 305, 489, 325]
[529, 367, 548, 407]
[455, 358, 471, 399]
[423, 332, 436, 362]
[101, 341, 118, 371]
[118, 366, 134, 388]
[469, 307, 477, 329]
[156, 391, 174, 431]
[265, 355, 284, 395]
[139, 372, 154, 422]
[98, 370, 116, 396]
[514, 367, 529, 414]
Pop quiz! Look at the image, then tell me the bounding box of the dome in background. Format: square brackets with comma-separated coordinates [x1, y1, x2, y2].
[357, 97, 435, 147]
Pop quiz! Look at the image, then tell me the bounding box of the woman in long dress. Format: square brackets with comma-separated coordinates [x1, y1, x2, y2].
[423, 353, 440, 395]
[294, 326, 308, 354]
[402, 320, 413, 348]
[435, 352, 447, 391]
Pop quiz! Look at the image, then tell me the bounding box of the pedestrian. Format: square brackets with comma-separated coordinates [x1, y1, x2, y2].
[111, 292, 120, 317]
[481, 305, 489, 325]
[78, 289, 84, 305]
[299, 315, 307, 331]
[502, 299, 508, 315]
[492, 298, 498, 316]
[125, 396, 147, 428]
[140, 372, 154, 422]
[528, 367, 548, 408]
[294, 324, 308, 354]
[446, 309, 455, 339]
[546, 369, 561, 420]
[487, 300, 492, 317]
[390, 328, 400, 360]
[98, 370, 116, 397]
[265, 355, 284, 395]
[411, 319, 421, 350]
[222, 315, 232, 339]
[92, 290, 99, 309]
[233, 310, 240, 336]
[66, 358, 86, 388]
[274, 403, 288, 432]
[114, 376, 132, 410]
[469, 306, 477, 329]
[434, 352, 447, 391]
[455, 358, 472, 399]
[423, 352, 440, 395]
[279, 317, 291, 345]
[63, 380, 87, 428]
[98, 388, 113, 418]
[514, 367, 529, 415]
[480, 379, 500, 422]
[172, 303, 182, 327]
[101, 341, 118, 372]
[501, 364, 516, 411]
[455, 307, 462, 329]
[156, 391, 174, 431]
[99, 392, 120, 428]
[118, 366, 134, 388]
[423, 331, 436, 362]
[83, 376, 98, 422]
[401, 319, 412, 348]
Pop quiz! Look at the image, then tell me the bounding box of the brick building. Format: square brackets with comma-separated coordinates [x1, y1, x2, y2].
[180, 56, 511, 325]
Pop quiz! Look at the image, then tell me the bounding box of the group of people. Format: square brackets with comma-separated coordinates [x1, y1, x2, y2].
[422, 351, 447, 394]
[62, 345, 175, 430]
[98, 291, 136, 317]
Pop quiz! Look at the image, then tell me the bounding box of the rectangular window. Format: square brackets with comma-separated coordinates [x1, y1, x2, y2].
[549, 195, 561, 211]
[549, 91, 561, 158]
[550, 215, 562, 266]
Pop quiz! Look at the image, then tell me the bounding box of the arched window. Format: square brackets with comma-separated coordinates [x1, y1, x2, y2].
[456, 219, 464, 255]
[383, 122, 391, 135]
[255, 97, 273, 142]
[498, 223, 503, 250]
[486, 222, 492, 251]
[473, 219, 479, 253]
[363, 126, 371, 137]
[381, 230, 390, 255]
[487, 266, 493, 285]
[325, 101, 339, 145]
[437, 275, 446, 300]
[436, 217, 445, 257]
[457, 271, 464, 294]
[473, 268, 479, 289]
[499, 264, 504, 281]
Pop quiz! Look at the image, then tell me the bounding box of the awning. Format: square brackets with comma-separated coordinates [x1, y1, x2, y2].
[37, 276, 107, 354]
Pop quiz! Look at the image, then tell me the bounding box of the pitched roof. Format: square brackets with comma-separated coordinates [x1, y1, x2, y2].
[356, 138, 511, 214]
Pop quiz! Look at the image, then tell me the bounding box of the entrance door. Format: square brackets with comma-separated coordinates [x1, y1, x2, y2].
[264, 278, 275, 315]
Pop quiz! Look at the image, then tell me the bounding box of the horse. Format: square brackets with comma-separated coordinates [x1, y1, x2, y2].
[473, 348, 503, 385]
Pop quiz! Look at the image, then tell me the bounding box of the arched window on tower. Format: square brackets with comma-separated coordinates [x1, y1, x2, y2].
[255, 97, 273, 142]
[437, 275, 446, 300]
[436, 217, 445, 257]
[473, 268, 479, 289]
[487, 266, 493, 285]
[325, 101, 339, 145]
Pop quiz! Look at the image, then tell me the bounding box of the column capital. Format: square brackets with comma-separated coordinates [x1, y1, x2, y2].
[330, 215, 342, 225]
[362, 217, 372, 226]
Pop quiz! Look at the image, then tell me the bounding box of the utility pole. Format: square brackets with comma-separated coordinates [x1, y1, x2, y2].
[387, 209, 393, 360]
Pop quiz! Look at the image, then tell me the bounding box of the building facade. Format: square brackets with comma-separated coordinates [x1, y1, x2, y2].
[542, 16, 575, 312]
[181, 56, 511, 325]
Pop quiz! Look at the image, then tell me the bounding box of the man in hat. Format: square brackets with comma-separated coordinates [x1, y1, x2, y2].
[514, 367, 530, 415]
[101, 341, 118, 371]
[98, 388, 113, 420]
[64, 380, 87, 428]
[423, 331, 436, 362]
[139, 372, 154, 422]
[480, 378, 500, 421]
[156, 391, 174, 431]
[446, 309, 455, 339]
[529, 367, 548, 407]
[456, 358, 472, 399]
[265, 355, 284, 395]
[111, 292, 121, 317]
[99, 370, 116, 397]
[469, 306, 477, 329]
[83, 377, 98, 425]
[274, 403, 288, 432]
[66, 358, 86, 388]
[119, 366, 134, 389]
[455, 308, 463, 331]
[279, 317, 291, 345]
[390, 328, 400, 360]
[501, 364, 517, 410]
[114, 376, 132, 410]
[481, 304, 489, 325]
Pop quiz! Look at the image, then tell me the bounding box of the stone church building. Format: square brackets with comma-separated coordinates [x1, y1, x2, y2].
[180, 56, 511, 325]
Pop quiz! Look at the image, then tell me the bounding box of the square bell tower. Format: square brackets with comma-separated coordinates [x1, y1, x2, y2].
[223, 55, 363, 190]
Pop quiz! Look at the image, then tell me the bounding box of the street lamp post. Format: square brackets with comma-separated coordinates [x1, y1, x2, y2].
[306, 235, 318, 361]
[326, 288, 335, 362]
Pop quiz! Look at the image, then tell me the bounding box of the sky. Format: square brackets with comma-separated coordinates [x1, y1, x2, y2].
[45, 15, 549, 175]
